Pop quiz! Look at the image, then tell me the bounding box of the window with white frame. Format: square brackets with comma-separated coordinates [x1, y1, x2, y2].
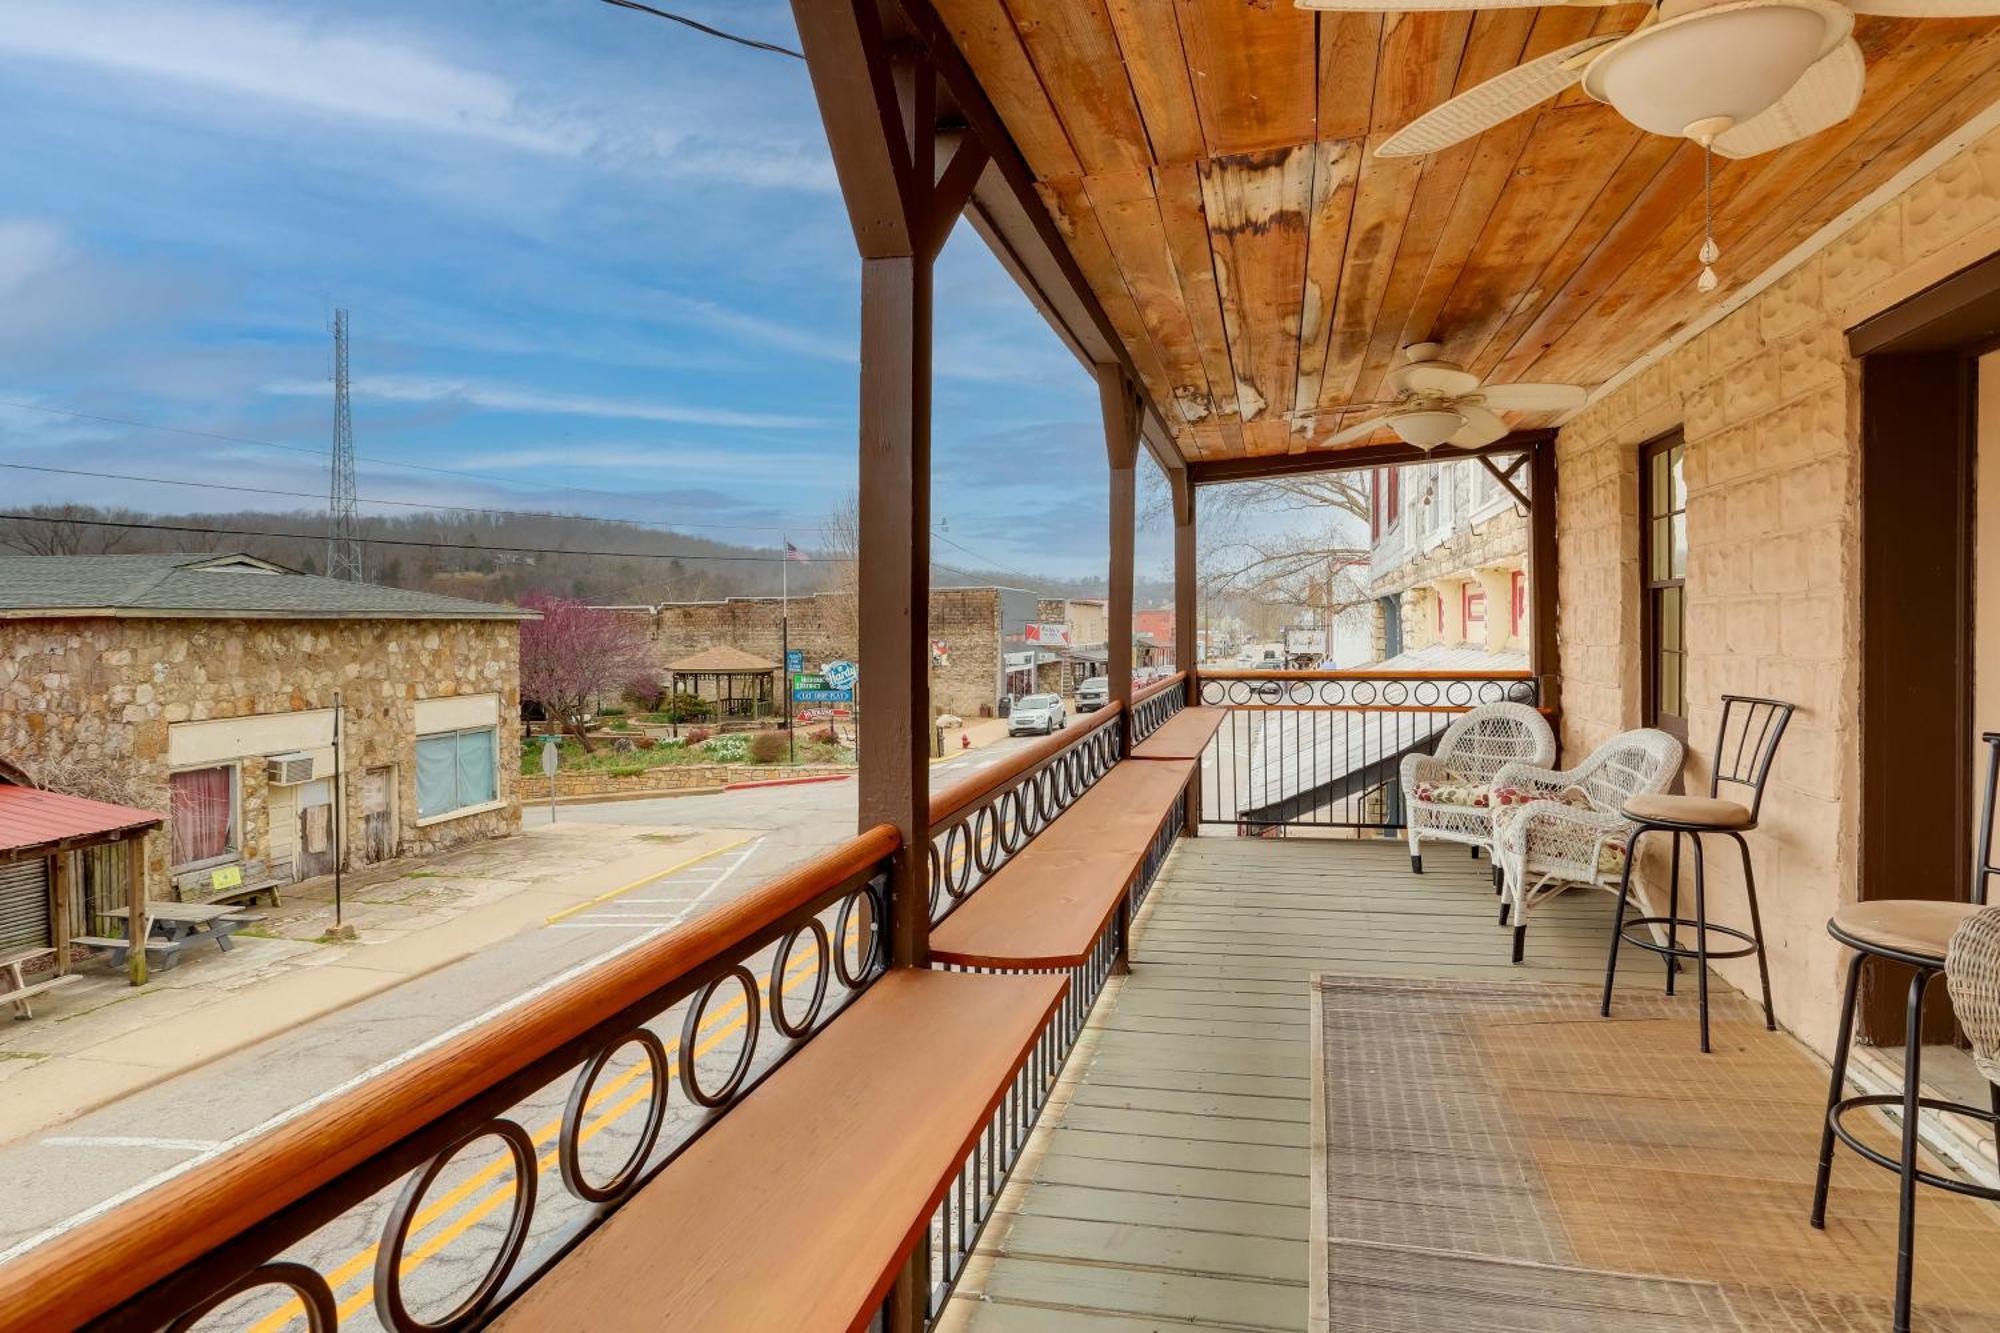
[415, 727, 499, 820]
[169, 764, 238, 868]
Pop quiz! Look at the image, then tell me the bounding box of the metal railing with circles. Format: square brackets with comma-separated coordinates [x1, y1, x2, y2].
[1196, 669, 1544, 833]
[0, 828, 900, 1332]
[1128, 671, 1187, 745]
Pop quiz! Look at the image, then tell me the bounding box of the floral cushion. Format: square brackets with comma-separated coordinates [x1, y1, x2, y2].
[1414, 772, 1488, 807]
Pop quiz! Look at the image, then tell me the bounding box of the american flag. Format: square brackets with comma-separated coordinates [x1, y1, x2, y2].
[785, 541, 809, 564]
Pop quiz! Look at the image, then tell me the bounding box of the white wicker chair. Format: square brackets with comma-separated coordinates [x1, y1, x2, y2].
[1400, 702, 1556, 872]
[1490, 728, 1684, 963]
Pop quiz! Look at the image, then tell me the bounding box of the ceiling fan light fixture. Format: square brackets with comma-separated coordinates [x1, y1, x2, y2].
[1391, 408, 1467, 451]
[1582, 0, 1850, 141]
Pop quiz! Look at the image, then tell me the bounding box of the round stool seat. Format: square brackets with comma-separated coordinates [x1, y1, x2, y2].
[1622, 793, 1752, 828]
[1829, 899, 1983, 963]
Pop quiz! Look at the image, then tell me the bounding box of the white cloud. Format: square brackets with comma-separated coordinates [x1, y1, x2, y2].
[449, 443, 826, 473]
[263, 373, 821, 430]
[0, 220, 65, 294]
[666, 295, 855, 365]
[0, 1, 585, 154]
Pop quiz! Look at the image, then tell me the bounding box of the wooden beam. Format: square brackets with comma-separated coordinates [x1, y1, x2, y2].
[1527, 437, 1561, 716]
[1171, 469, 1199, 836]
[1476, 450, 1533, 511]
[1101, 365, 1139, 758]
[1189, 430, 1556, 485]
[50, 850, 70, 975]
[793, 1, 915, 261]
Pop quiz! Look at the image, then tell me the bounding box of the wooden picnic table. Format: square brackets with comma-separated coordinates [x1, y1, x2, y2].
[83, 902, 264, 972]
[0, 946, 79, 1019]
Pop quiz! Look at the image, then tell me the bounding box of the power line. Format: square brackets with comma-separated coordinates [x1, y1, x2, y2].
[0, 397, 817, 530]
[0, 513, 830, 564]
[0, 510, 1013, 585]
[0, 462, 830, 538]
[597, 0, 804, 59]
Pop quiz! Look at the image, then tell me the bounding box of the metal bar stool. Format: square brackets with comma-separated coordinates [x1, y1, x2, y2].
[1600, 695, 1795, 1052]
[1810, 732, 2000, 1333]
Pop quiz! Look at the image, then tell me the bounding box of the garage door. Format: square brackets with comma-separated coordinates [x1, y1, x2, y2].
[0, 859, 52, 952]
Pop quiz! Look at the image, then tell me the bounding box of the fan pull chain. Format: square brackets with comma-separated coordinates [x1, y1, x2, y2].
[1697, 143, 1720, 294]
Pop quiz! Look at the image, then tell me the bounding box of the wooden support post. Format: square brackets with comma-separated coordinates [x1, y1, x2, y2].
[857, 253, 934, 972]
[126, 835, 147, 987]
[1526, 438, 1561, 718]
[1100, 365, 1139, 757]
[1171, 470, 1199, 836]
[50, 850, 70, 975]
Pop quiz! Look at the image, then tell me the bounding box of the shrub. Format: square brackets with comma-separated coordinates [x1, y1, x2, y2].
[608, 765, 644, 778]
[749, 730, 788, 763]
[810, 726, 839, 746]
[608, 719, 633, 731]
[704, 735, 750, 763]
[684, 726, 713, 745]
[633, 736, 656, 750]
[661, 691, 715, 724]
[620, 674, 665, 711]
[597, 704, 627, 718]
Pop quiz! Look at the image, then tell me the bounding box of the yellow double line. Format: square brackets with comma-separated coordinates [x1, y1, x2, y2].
[252, 942, 830, 1330]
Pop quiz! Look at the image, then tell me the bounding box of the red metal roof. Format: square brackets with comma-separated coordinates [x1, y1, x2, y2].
[0, 785, 162, 856]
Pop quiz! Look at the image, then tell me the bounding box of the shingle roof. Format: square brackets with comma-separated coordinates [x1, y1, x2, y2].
[0, 785, 162, 856]
[665, 645, 777, 672]
[0, 553, 534, 622]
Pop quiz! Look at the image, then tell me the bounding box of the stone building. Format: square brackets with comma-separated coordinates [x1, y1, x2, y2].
[1365, 459, 1529, 661]
[620, 585, 1039, 719]
[0, 553, 531, 939]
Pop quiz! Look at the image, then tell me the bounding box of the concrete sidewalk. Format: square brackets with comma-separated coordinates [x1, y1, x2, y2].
[0, 821, 750, 1144]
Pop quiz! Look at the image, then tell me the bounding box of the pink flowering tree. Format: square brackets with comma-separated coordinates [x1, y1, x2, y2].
[518, 594, 657, 751]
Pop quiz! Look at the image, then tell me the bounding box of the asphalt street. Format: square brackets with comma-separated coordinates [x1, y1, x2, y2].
[0, 735, 1044, 1330]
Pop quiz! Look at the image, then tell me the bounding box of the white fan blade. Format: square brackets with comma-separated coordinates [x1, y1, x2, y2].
[1448, 405, 1510, 448]
[1323, 414, 1397, 447]
[1377, 36, 1622, 158]
[1847, 0, 2000, 13]
[1714, 38, 1865, 160]
[1475, 382, 1588, 412]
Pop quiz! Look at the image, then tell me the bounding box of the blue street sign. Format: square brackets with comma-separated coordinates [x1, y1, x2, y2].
[786, 649, 805, 672]
[794, 688, 853, 704]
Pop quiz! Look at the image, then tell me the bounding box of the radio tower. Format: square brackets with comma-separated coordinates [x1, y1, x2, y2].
[326, 308, 363, 581]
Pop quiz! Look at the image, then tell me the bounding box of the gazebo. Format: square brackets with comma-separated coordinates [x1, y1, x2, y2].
[663, 645, 779, 721]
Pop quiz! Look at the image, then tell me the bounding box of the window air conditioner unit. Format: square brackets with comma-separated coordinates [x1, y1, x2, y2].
[267, 752, 315, 786]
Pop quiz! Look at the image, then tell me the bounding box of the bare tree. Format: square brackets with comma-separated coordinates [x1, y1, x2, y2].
[518, 594, 657, 751]
[819, 488, 860, 652]
[0, 504, 148, 555]
[17, 744, 163, 811]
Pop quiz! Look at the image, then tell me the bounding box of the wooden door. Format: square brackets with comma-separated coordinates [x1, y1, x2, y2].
[362, 768, 395, 864]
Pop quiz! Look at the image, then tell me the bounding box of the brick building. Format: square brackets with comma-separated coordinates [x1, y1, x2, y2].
[0, 553, 530, 951]
[620, 585, 1040, 719]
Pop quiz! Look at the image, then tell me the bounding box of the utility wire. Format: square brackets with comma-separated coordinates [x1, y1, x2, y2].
[596, 0, 804, 59]
[0, 397, 818, 531]
[0, 511, 1013, 584]
[0, 461, 822, 538]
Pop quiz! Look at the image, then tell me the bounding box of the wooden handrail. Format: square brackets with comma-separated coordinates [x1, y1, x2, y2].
[1132, 669, 1188, 701]
[929, 702, 1122, 827]
[0, 824, 902, 1329]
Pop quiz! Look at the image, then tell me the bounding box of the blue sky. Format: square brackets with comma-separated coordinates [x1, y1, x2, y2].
[0, 0, 1171, 581]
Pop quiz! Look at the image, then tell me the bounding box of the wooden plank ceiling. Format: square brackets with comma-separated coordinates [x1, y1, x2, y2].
[930, 0, 2000, 463]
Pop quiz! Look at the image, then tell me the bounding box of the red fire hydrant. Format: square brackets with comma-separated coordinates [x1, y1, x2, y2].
[960, 732, 972, 750]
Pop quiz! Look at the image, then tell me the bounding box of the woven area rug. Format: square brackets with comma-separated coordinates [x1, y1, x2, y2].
[1310, 976, 2000, 1332]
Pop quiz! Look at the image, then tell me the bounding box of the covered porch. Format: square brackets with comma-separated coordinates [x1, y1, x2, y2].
[7, 2, 2000, 1331]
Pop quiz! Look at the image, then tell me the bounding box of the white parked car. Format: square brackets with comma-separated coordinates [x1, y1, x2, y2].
[1008, 693, 1067, 736]
[1075, 676, 1109, 712]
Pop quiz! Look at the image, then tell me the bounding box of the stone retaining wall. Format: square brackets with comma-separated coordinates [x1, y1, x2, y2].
[547, 764, 852, 797]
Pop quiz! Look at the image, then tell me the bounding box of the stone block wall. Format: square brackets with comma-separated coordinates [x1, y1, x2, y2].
[641, 586, 1008, 719]
[0, 616, 523, 902]
[1552, 120, 2000, 1057]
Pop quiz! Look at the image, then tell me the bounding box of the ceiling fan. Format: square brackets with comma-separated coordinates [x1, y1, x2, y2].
[1307, 344, 1587, 451]
[1295, 0, 2000, 289]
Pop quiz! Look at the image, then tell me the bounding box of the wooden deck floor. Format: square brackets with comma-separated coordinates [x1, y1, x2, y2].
[941, 835, 1682, 1332]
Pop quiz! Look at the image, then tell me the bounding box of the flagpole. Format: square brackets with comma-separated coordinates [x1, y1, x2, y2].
[782, 534, 795, 764]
